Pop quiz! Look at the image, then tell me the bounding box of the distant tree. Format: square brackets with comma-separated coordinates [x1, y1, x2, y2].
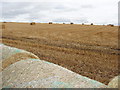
[70, 22, 74, 24]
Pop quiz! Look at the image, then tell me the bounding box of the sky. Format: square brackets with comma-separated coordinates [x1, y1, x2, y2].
[0, 0, 119, 25]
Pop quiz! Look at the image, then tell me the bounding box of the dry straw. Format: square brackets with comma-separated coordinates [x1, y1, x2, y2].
[2, 24, 5, 29]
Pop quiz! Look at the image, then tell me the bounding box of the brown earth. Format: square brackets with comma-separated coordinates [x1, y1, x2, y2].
[1, 22, 119, 85]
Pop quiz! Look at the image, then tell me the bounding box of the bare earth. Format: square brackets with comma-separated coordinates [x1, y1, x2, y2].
[1, 22, 119, 85]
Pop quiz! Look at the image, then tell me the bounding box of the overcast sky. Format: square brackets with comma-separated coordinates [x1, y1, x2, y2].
[0, 0, 119, 25]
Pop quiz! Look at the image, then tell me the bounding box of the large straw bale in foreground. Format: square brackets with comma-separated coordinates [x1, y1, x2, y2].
[2, 59, 107, 88]
[1, 44, 109, 88]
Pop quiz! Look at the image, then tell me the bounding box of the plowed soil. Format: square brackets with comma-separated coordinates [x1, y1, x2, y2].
[1, 22, 119, 85]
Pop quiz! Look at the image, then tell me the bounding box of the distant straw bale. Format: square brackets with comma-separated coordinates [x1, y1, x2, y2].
[30, 22, 36, 25]
[70, 22, 74, 24]
[91, 23, 93, 25]
[3, 22, 7, 23]
[82, 23, 84, 25]
[49, 22, 52, 24]
[107, 24, 114, 27]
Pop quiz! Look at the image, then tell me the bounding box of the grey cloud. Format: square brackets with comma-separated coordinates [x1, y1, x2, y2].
[2, 9, 29, 18]
[2, 2, 32, 19]
[52, 17, 89, 23]
[52, 18, 71, 22]
[2, 2, 83, 22]
[81, 5, 94, 9]
[73, 18, 89, 23]
[2, 2, 49, 21]
[34, 2, 77, 12]
[54, 5, 66, 10]
[1, 1, 118, 25]
[33, 2, 57, 10]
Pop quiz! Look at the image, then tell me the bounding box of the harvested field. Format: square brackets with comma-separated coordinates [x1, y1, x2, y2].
[1, 22, 119, 85]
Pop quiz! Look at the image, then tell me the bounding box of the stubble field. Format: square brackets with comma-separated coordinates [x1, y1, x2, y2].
[1, 22, 119, 85]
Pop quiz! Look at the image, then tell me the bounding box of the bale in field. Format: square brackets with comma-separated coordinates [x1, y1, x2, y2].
[108, 76, 119, 88]
[3, 22, 7, 23]
[30, 22, 35, 25]
[70, 22, 74, 24]
[111, 25, 114, 27]
[91, 23, 93, 25]
[107, 24, 114, 27]
[49, 22, 52, 24]
[2, 59, 108, 88]
[1, 44, 39, 70]
[82, 23, 84, 25]
[63, 23, 65, 24]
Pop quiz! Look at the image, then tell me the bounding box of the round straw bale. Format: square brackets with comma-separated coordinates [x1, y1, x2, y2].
[30, 22, 35, 25]
[82, 23, 84, 25]
[107, 24, 114, 27]
[49, 22, 52, 24]
[91, 23, 93, 25]
[2, 59, 107, 88]
[1, 45, 39, 70]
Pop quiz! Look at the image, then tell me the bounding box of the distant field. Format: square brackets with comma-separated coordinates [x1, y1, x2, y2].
[1, 22, 119, 85]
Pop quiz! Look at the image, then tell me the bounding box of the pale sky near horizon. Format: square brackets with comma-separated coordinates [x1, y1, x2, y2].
[0, 0, 119, 25]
